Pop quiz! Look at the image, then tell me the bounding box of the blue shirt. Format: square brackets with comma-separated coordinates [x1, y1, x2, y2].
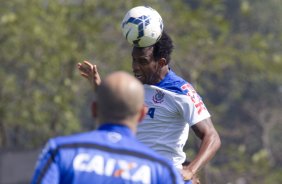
[31, 123, 184, 184]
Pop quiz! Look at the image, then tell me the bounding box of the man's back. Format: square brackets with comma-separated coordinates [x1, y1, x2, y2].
[31, 124, 183, 184]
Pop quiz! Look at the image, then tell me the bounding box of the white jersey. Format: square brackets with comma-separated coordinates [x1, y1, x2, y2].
[136, 70, 211, 169]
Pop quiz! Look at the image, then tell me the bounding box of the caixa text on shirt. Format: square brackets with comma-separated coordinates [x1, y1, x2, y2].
[73, 153, 151, 183]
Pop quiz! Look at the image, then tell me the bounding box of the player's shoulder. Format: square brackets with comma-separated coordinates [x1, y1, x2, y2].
[155, 70, 195, 95]
[49, 131, 97, 148]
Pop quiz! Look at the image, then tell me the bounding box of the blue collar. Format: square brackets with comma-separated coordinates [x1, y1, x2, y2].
[155, 69, 174, 86]
[153, 69, 188, 95]
[98, 123, 135, 138]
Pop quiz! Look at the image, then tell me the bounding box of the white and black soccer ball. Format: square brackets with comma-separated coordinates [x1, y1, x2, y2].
[121, 6, 164, 47]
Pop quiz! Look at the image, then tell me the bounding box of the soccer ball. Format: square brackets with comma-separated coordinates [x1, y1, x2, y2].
[121, 6, 164, 47]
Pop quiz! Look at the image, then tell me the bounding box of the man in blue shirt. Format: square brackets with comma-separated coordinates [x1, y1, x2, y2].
[31, 71, 183, 184]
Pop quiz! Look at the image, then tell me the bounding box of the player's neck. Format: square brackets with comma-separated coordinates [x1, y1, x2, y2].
[160, 65, 169, 79]
[153, 65, 169, 84]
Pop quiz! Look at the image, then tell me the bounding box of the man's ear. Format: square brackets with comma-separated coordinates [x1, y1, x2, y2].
[138, 105, 148, 123]
[91, 101, 97, 118]
[158, 58, 167, 67]
[156, 58, 167, 72]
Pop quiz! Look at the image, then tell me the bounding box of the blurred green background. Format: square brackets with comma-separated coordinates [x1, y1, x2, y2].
[0, 0, 282, 183]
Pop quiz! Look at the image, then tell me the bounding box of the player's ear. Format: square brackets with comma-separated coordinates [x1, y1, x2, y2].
[158, 58, 167, 67]
[91, 101, 97, 118]
[138, 105, 148, 123]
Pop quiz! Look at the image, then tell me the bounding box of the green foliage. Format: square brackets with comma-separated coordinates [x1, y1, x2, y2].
[0, 0, 281, 183]
[0, 0, 83, 148]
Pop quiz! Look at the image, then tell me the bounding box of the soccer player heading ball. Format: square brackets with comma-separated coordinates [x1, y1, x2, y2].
[78, 5, 221, 182]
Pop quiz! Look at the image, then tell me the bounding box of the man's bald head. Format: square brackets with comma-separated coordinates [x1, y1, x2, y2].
[96, 71, 145, 128]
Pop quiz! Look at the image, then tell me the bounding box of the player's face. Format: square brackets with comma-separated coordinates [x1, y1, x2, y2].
[131, 46, 162, 85]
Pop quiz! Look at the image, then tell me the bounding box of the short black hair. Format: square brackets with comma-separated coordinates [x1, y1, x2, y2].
[152, 31, 174, 64]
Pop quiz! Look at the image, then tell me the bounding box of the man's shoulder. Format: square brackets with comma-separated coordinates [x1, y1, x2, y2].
[50, 131, 151, 154]
[49, 131, 98, 148]
[152, 70, 194, 95]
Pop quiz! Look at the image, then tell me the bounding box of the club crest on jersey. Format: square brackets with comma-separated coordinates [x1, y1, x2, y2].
[152, 90, 165, 103]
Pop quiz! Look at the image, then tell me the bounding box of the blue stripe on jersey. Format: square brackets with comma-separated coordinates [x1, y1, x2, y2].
[154, 70, 193, 95]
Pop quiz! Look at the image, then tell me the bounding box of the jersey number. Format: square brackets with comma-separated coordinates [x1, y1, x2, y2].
[147, 108, 155, 118]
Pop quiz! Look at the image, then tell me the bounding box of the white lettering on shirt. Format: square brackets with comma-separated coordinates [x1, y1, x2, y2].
[73, 153, 151, 184]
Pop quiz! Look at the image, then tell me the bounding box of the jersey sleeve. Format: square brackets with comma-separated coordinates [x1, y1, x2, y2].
[31, 140, 59, 184]
[176, 83, 211, 126]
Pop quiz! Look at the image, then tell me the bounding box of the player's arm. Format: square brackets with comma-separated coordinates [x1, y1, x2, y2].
[181, 117, 221, 180]
[31, 141, 60, 184]
[77, 60, 101, 91]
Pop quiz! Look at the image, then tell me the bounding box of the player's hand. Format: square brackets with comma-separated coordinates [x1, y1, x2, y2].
[77, 60, 101, 90]
[180, 168, 194, 181]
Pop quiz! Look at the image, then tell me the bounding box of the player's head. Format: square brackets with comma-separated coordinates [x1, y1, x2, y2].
[94, 71, 146, 132]
[131, 31, 174, 85]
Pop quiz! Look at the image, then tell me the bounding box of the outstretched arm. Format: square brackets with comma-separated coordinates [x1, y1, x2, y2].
[77, 60, 102, 91]
[181, 118, 221, 180]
